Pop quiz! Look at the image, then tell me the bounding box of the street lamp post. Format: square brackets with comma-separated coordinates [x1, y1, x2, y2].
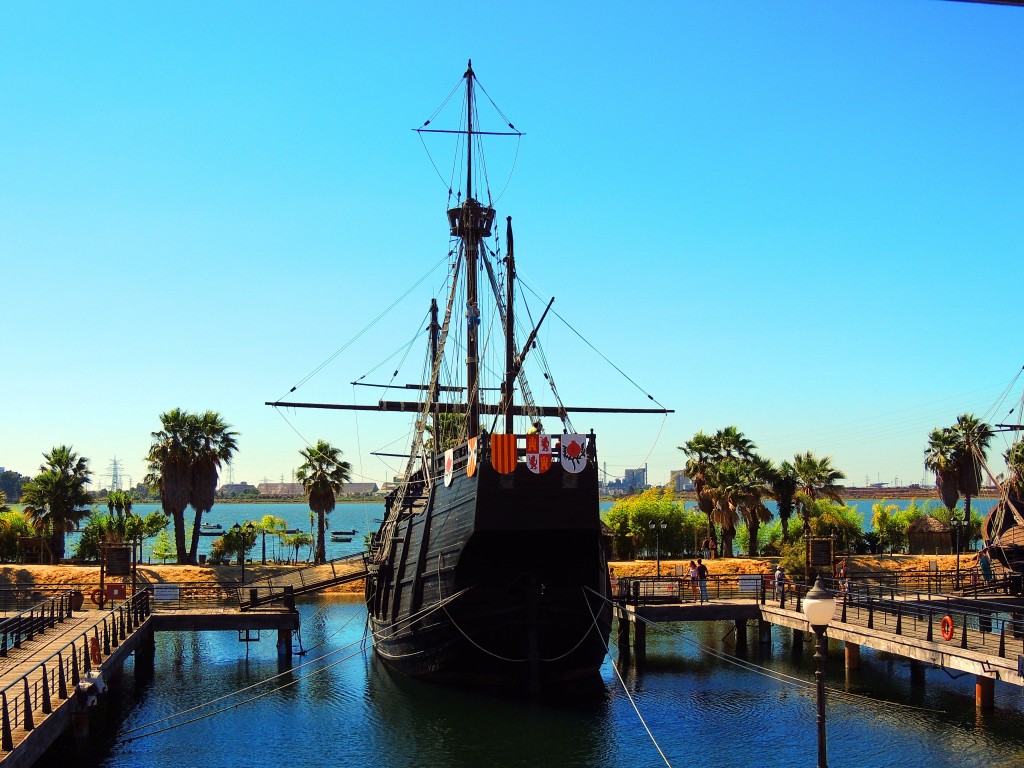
[952, 514, 965, 590]
[803, 577, 836, 768]
[649, 520, 667, 577]
[232, 522, 254, 584]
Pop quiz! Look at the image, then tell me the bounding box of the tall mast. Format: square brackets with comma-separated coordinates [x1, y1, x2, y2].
[446, 60, 493, 440]
[504, 216, 515, 434]
[429, 298, 440, 449]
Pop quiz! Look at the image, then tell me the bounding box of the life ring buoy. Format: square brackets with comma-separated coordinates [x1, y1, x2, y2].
[89, 636, 101, 665]
[940, 615, 955, 641]
[89, 588, 102, 605]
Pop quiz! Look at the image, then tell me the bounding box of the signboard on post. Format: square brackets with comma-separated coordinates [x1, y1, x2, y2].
[106, 546, 132, 577]
[806, 537, 834, 569]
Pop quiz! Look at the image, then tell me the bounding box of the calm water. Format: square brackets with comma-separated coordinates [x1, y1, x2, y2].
[69, 502, 382, 562]
[73, 498, 994, 562]
[39, 596, 1024, 768]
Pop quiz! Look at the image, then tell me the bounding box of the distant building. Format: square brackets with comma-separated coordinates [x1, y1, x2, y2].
[341, 482, 380, 496]
[669, 470, 694, 492]
[219, 482, 258, 497]
[603, 466, 650, 496]
[258, 482, 305, 497]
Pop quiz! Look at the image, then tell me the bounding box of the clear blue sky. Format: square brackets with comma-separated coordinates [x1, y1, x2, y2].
[2, 1, 1022, 493]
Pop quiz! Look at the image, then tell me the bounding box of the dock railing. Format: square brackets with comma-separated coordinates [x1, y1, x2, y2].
[0, 590, 151, 751]
[0, 591, 77, 658]
[833, 575, 1024, 659]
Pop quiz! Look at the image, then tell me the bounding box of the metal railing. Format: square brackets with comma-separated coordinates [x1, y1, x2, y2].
[616, 575, 768, 605]
[0, 592, 76, 658]
[0, 590, 151, 751]
[240, 552, 369, 608]
[831, 576, 1024, 659]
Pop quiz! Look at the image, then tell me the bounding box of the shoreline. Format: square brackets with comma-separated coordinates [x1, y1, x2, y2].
[0, 553, 975, 596]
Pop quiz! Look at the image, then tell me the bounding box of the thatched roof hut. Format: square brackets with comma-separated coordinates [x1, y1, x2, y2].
[907, 515, 952, 555]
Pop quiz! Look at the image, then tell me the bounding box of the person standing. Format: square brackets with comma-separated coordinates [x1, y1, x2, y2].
[697, 558, 709, 603]
[978, 549, 993, 585]
[775, 565, 785, 603]
[688, 561, 699, 601]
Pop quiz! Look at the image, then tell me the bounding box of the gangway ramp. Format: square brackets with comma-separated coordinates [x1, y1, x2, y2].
[239, 552, 369, 610]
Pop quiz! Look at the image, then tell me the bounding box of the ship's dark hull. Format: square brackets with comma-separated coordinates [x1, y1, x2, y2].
[365, 449, 611, 692]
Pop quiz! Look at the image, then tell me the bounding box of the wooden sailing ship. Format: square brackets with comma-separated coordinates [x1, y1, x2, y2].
[268, 62, 669, 691]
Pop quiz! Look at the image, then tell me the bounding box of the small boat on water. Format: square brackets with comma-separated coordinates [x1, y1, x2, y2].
[331, 529, 357, 536]
[285, 528, 302, 535]
[267, 62, 669, 693]
[199, 523, 224, 537]
[330, 534, 353, 543]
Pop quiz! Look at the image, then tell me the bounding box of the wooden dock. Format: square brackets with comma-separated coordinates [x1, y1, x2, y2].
[0, 588, 298, 768]
[615, 575, 1024, 710]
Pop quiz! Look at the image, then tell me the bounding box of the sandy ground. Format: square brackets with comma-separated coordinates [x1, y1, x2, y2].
[0, 552, 980, 595]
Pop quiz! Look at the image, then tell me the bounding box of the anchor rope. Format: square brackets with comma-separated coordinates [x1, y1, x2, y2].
[583, 587, 673, 768]
[124, 590, 468, 743]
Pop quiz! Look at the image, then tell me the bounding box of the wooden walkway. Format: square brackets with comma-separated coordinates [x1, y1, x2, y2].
[240, 552, 368, 609]
[0, 588, 299, 768]
[616, 575, 1024, 708]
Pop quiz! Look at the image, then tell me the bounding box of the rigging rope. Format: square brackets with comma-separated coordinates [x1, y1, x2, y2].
[275, 254, 450, 402]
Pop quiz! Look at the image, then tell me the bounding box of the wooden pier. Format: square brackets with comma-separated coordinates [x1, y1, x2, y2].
[0, 586, 298, 768]
[615, 575, 1024, 711]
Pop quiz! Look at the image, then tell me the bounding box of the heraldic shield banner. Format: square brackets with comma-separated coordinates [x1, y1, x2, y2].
[526, 433, 551, 474]
[443, 448, 454, 486]
[490, 433, 517, 474]
[560, 434, 588, 474]
[466, 437, 478, 477]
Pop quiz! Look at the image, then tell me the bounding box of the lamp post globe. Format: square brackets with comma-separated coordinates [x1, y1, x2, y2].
[802, 576, 835, 768]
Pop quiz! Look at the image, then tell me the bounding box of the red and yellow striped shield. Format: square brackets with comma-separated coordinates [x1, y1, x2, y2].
[466, 437, 478, 477]
[490, 433, 518, 474]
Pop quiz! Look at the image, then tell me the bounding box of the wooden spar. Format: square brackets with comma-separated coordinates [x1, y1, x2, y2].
[430, 297, 440, 444]
[464, 60, 480, 440]
[495, 297, 554, 420]
[504, 215, 515, 434]
[266, 400, 672, 415]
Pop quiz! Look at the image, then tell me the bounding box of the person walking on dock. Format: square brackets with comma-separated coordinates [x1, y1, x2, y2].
[697, 558, 709, 603]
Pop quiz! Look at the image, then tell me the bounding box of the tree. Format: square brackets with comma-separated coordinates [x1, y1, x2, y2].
[679, 431, 720, 552]
[297, 440, 352, 563]
[924, 427, 960, 511]
[952, 413, 994, 530]
[146, 408, 195, 564]
[0, 470, 28, 503]
[151, 530, 176, 563]
[793, 450, 846, 537]
[146, 408, 238, 564]
[186, 411, 239, 564]
[257, 514, 287, 564]
[21, 445, 93, 561]
[766, 460, 798, 543]
[284, 531, 314, 564]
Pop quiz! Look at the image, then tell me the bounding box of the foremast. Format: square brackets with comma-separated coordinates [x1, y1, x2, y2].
[447, 60, 495, 441]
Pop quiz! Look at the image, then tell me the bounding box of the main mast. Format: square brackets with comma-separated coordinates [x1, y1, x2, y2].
[447, 60, 494, 440]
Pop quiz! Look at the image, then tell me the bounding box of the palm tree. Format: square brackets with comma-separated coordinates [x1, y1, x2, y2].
[679, 431, 720, 553]
[21, 445, 92, 561]
[297, 440, 352, 563]
[924, 427, 960, 511]
[766, 459, 798, 543]
[952, 413, 994, 531]
[146, 408, 196, 564]
[187, 411, 239, 564]
[257, 514, 287, 564]
[793, 450, 846, 537]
